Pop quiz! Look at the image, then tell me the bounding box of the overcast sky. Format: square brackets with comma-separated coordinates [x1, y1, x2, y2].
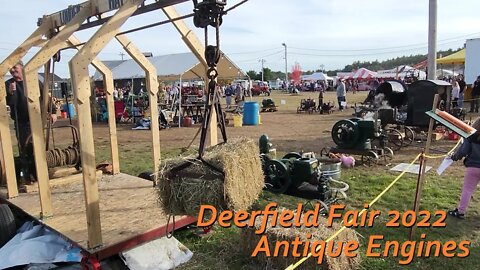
[1, 0, 480, 78]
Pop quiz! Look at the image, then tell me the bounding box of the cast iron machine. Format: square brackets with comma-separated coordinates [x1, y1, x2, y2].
[259, 135, 348, 212]
[325, 118, 394, 166]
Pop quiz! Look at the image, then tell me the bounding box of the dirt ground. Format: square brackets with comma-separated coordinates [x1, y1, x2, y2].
[5, 90, 463, 168]
[40, 91, 368, 154]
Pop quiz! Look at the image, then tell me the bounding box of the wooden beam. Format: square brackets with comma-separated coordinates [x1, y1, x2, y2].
[41, 61, 51, 134]
[116, 35, 161, 175]
[162, 6, 207, 68]
[162, 7, 219, 146]
[67, 36, 120, 175]
[69, 0, 143, 249]
[22, 2, 92, 218]
[0, 19, 51, 199]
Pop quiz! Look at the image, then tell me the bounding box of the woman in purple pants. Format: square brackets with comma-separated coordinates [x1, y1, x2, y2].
[449, 118, 480, 219]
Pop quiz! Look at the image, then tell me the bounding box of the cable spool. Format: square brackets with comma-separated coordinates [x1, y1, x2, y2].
[45, 147, 80, 168]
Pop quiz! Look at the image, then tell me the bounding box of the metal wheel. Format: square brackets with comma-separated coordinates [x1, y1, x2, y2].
[402, 126, 415, 147]
[331, 119, 360, 149]
[361, 150, 379, 166]
[385, 128, 403, 151]
[383, 147, 394, 163]
[264, 159, 291, 194]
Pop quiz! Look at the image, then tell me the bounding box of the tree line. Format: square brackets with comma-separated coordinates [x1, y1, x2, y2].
[245, 48, 462, 80]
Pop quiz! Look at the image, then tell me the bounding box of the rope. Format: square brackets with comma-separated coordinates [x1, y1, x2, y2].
[286, 138, 462, 269]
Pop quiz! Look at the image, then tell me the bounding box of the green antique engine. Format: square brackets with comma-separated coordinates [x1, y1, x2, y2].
[259, 135, 332, 201]
[331, 118, 382, 150]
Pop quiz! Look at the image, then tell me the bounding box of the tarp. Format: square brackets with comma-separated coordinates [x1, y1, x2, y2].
[0, 222, 82, 269]
[437, 49, 465, 65]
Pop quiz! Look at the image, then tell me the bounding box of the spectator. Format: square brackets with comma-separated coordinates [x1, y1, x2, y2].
[452, 80, 460, 108]
[225, 83, 233, 108]
[458, 75, 467, 108]
[449, 118, 480, 219]
[235, 83, 244, 105]
[336, 79, 347, 111]
[471, 76, 480, 113]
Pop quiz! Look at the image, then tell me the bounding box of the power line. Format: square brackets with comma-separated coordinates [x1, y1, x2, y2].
[288, 32, 479, 53]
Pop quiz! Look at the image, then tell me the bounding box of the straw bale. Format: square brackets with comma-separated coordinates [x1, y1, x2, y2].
[240, 209, 361, 270]
[156, 137, 264, 216]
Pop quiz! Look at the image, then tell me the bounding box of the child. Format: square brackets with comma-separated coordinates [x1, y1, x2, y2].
[449, 118, 480, 219]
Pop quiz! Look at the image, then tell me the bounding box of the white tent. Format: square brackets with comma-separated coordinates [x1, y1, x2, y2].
[302, 72, 332, 81]
[375, 65, 426, 80]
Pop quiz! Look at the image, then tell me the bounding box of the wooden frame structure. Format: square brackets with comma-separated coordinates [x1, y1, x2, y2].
[0, 0, 216, 250]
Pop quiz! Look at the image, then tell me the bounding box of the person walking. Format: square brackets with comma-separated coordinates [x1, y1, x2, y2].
[470, 76, 480, 113]
[449, 118, 480, 219]
[336, 79, 346, 111]
[225, 83, 233, 108]
[458, 75, 467, 108]
[452, 80, 460, 108]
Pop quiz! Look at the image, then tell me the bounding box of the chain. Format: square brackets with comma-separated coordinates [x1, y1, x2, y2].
[193, 0, 228, 158]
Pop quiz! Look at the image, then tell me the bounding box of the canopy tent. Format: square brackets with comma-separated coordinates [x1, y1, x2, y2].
[336, 72, 353, 80]
[436, 69, 459, 78]
[92, 51, 245, 82]
[352, 68, 377, 79]
[437, 49, 465, 65]
[375, 65, 426, 79]
[302, 72, 333, 81]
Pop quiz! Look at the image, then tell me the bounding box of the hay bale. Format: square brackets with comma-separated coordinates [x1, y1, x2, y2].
[156, 137, 264, 216]
[240, 209, 361, 270]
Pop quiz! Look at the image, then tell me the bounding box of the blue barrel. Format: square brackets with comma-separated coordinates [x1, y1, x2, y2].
[63, 103, 75, 118]
[243, 101, 259, 126]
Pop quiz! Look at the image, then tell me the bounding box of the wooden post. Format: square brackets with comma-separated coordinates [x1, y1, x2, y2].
[69, 0, 143, 249]
[67, 36, 120, 174]
[409, 94, 439, 239]
[42, 61, 51, 134]
[0, 19, 50, 198]
[409, 151, 425, 240]
[116, 35, 161, 175]
[22, 3, 92, 218]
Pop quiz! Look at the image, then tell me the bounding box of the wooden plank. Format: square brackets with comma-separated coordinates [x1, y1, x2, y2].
[21, 170, 101, 194]
[7, 173, 191, 253]
[0, 18, 51, 198]
[22, 2, 93, 218]
[49, 167, 81, 179]
[67, 35, 120, 174]
[69, 0, 143, 249]
[116, 35, 161, 174]
[0, 140, 5, 186]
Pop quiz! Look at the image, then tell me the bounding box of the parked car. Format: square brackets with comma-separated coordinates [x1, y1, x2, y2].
[251, 81, 270, 96]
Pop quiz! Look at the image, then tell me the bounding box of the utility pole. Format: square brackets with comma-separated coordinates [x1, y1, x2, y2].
[259, 59, 266, 82]
[119, 52, 125, 61]
[427, 0, 437, 80]
[282, 43, 288, 88]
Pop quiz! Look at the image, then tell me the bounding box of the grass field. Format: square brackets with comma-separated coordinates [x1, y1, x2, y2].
[7, 90, 478, 269]
[90, 90, 479, 269]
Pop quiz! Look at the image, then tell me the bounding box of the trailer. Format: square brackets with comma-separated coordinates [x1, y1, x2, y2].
[0, 0, 232, 267]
